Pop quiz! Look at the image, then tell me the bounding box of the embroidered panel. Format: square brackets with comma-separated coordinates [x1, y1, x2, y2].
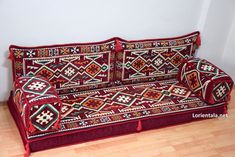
[13, 76, 62, 135]
[178, 58, 234, 104]
[115, 32, 200, 85]
[10, 39, 116, 94]
[30, 103, 60, 133]
[27, 79, 223, 139]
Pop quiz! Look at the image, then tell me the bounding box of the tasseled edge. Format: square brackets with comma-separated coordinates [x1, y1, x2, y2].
[136, 120, 142, 132]
[196, 34, 201, 47]
[115, 39, 122, 52]
[8, 51, 14, 60]
[24, 143, 30, 157]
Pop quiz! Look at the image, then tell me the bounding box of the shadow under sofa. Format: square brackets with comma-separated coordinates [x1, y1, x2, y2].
[7, 31, 233, 156]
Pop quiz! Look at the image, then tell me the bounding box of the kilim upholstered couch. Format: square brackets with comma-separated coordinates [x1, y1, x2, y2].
[7, 31, 234, 156]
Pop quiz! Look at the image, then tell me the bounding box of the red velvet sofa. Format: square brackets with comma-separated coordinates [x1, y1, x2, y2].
[7, 31, 234, 156]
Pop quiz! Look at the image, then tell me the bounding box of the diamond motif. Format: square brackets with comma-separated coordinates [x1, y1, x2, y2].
[171, 54, 184, 67]
[30, 104, 59, 131]
[36, 110, 54, 125]
[198, 62, 217, 74]
[153, 57, 163, 67]
[131, 57, 145, 71]
[22, 77, 51, 95]
[112, 93, 136, 106]
[78, 67, 85, 73]
[85, 62, 101, 77]
[28, 81, 46, 91]
[173, 88, 186, 95]
[61, 63, 79, 80]
[36, 67, 54, 79]
[82, 98, 105, 110]
[213, 82, 230, 101]
[143, 89, 163, 100]
[186, 71, 201, 91]
[168, 85, 191, 97]
[116, 95, 132, 103]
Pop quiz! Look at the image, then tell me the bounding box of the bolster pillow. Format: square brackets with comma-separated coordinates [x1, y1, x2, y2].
[178, 58, 234, 104]
[13, 75, 62, 135]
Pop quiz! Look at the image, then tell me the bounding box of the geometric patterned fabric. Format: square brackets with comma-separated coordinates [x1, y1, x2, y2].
[13, 76, 62, 135]
[178, 58, 234, 104]
[27, 79, 224, 140]
[115, 32, 200, 85]
[10, 31, 233, 140]
[10, 32, 200, 93]
[10, 38, 116, 94]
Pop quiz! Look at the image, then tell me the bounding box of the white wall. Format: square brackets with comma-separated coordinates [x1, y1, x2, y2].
[221, 15, 235, 80]
[0, 0, 203, 101]
[196, 0, 235, 81]
[196, 0, 235, 65]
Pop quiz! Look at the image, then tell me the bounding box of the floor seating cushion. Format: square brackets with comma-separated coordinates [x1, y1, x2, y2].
[114, 31, 200, 85]
[9, 38, 117, 94]
[13, 75, 62, 135]
[7, 31, 234, 156]
[178, 58, 234, 104]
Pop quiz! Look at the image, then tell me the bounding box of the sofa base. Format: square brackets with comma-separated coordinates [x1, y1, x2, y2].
[7, 91, 226, 155]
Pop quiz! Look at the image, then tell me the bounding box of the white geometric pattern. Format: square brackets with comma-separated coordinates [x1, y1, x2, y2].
[64, 67, 75, 77]
[154, 58, 163, 66]
[30, 103, 59, 131]
[216, 86, 226, 98]
[201, 64, 214, 72]
[117, 95, 132, 103]
[173, 88, 186, 95]
[28, 81, 46, 91]
[36, 110, 54, 125]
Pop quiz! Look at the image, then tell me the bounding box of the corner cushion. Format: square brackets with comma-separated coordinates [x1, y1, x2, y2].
[13, 75, 62, 135]
[178, 58, 234, 104]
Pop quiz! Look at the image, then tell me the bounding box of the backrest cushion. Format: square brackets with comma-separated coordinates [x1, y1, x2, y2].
[115, 31, 200, 85]
[10, 38, 116, 94]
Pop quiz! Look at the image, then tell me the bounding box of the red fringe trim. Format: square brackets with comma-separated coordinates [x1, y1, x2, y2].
[196, 35, 201, 46]
[24, 143, 30, 157]
[115, 39, 122, 52]
[136, 120, 142, 132]
[8, 51, 14, 60]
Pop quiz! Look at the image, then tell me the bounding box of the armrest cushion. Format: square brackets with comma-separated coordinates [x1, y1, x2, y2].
[178, 58, 234, 104]
[13, 75, 62, 135]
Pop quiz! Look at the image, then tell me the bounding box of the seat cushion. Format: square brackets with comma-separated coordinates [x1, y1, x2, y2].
[26, 79, 225, 140]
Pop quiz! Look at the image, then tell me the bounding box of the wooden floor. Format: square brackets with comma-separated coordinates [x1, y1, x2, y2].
[1, 89, 235, 157]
